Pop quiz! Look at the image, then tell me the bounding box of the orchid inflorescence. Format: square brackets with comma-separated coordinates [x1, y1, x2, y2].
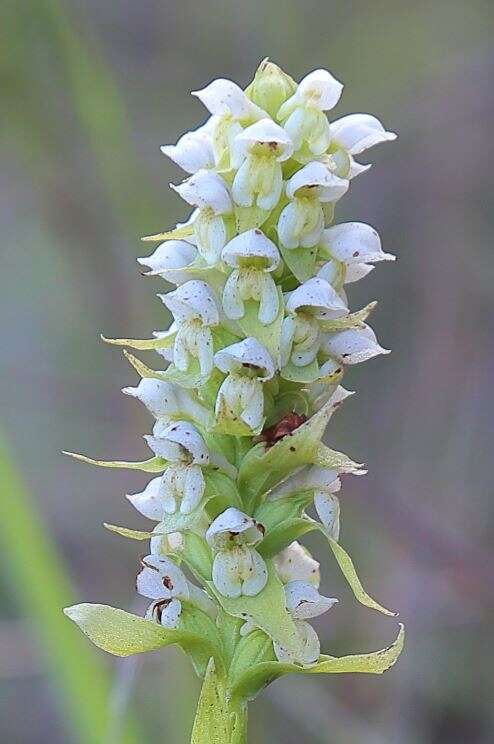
[65, 60, 404, 743]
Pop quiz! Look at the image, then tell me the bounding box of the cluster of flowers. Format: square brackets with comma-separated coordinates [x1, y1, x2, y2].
[66, 61, 401, 683]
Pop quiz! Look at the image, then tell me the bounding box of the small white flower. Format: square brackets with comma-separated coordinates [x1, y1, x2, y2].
[192, 79, 265, 121]
[161, 118, 216, 174]
[273, 580, 338, 664]
[330, 113, 397, 156]
[274, 541, 320, 586]
[277, 69, 343, 161]
[320, 324, 390, 365]
[214, 338, 275, 433]
[281, 278, 348, 368]
[232, 119, 293, 210]
[138, 554, 215, 627]
[122, 378, 210, 428]
[159, 280, 219, 376]
[278, 163, 347, 249]
[137, 240, 198, 284]
[318, 222, 395, 286]
[214, 337, 275, 380]
[145, 420, 209, 465]
[222, 230, 281, 326]
[171, 170, 232, 264]
[127, 476, 166, 521]
[206, 508, 267, 598]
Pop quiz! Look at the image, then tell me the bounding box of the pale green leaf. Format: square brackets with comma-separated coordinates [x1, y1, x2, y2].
[141, 225, 194, 242]
[100, 332, 175, 350]
[279, 243, 317, 283]
[63, 451, 165, 473]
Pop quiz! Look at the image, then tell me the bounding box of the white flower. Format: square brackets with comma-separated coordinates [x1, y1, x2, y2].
[206, 508, 267, 598]
[273, 580, 338, 664]
[278, 162, 348, 249]
[161, 118, 216, 174]
[138, 554, 215, 627]
[137, 240, 198, 284]
[232, 119, 293, 210]
[159, 280, 219, 376]
[145, 420, 209, 465]
[214, 338, 275, 433]
[274, 541, 320, 586]
[318, 222, 395, 286]
[320, 324, 390, 365]
[222, 229, 281, 326]
[277, 69, 343, 161]
[192, 79, 266, 169]
[171, 170, 232, 264]
[281, 277, 348, 368]
[330, 113, 397, 155]
[192, 78, 265, 121]
[309, 469, 341, 539]
[122, 378, 210, 428]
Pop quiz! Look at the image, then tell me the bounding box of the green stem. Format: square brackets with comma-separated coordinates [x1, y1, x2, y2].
[190, 660, 247, 744]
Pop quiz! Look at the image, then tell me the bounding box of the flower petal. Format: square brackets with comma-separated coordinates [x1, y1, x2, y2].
[214, 337, 275, 380]
[206, 507, 264, 548]
[160, 119, 216, 174]
[126, 477, 164, 521]
[285, 277, 348, 319]
[234, 118, 293, 161]
[284, 580, 338, 619]
[137, 240, 198, 277]
[330, 114, 397, 155]
[286, 161, 349, 202]
[222, 229, 281, 270]
[159, 280, 219, 326]
[322, 222, 395, 265]
[274, 542, 320, 586]
[321, 325, 390, 364]
[137, 554, 189, 600]
[191, 78, 265, 120]
[171, 170, 232, 214]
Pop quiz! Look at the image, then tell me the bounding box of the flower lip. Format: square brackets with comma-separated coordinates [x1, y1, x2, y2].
[286, 161, 349, 202]
[234, 118, 294, 161]
[214, 337, 275, 380]
[137, 240, 198, 276]
[159, 280, 219, 326]
[206, 507, 265, 547]
[221, 229, 281, 271]
[170, 170, 232, 214]
[191, 78, 265, 120]
[285, 277, 349, 319]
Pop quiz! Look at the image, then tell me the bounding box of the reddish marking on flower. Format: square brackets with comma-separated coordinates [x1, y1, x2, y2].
[260, 412, 307, 447]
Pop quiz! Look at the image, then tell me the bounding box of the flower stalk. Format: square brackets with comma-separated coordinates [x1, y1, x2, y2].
[64, 59, 404, 743]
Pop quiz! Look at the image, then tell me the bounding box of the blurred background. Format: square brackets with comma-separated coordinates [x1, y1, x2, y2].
[1, 0, 493, 742]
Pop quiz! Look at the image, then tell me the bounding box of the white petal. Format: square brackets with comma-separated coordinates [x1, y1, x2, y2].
[180, 465, 205, 514]
[159, 280, 219, 326]
[344, 263, 374, 283]
[234, 118, 293, 161]
[192, 78, 265, 120]
[122, 379, 176, 419]
[285, 580, 338, 619]
[298, 69, 343, 110]
[322, 222, 395, 265]
[280, 316, 297, 367]
[258, 274, 279, 325]
[273, 620, 321, 664]
[239, 380, 264, 431]
[137, 554, 189, 600]
[222, 229, 280, 270]
[126, 477, 164, 521]
[206, 507, 264, 548]
[160, 120, 215, 174]
[195, 212, 227, 265]
[241, 549, 268, 596]
[159, 598, 182, 628]
[212, 551, 243, 598]
[157, 421, 209, 465]
[285, 277, 348, 319]
[321, 325, 390, 365]
[196, 327, 214, 377]
[274, 542, 320, 586]
[330, 114, 397, 155]
[171, 170, 232, 214]
[314, 492, 340, 540]
[222, 270, 244, 320]
[348, 157, 372, 179]
[277, 201, 302, 249]
[137, 240, 198, 277]
[286, 161, 347, 201]
[214, 337, 275, 381]
[231, 159, 254, 207]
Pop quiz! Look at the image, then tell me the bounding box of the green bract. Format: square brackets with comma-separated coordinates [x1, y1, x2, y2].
[64, 60, 402, 743]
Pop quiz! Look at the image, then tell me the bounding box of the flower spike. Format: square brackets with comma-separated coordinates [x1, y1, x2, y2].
[65, 59, 403, 739]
